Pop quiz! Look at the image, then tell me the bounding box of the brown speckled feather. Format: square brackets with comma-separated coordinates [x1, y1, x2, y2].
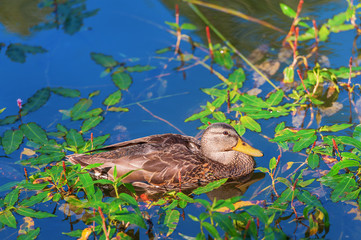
[67, 123, 261, 190]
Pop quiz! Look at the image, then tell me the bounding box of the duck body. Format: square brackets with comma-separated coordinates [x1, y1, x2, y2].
[67, 123, 263, 190]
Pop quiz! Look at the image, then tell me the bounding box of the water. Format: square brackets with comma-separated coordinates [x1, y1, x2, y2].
[0, 0, 360, 239]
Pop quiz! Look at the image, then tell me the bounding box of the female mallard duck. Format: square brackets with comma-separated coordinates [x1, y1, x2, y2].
[67, 123, 263, 190]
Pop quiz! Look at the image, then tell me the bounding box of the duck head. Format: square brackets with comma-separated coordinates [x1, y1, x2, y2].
[200, 122, 263, 165]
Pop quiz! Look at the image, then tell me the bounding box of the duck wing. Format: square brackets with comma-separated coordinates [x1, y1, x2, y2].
[67, 134, 206, 187]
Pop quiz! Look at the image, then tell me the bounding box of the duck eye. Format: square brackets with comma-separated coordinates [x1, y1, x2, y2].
[223, 131, 229, 136]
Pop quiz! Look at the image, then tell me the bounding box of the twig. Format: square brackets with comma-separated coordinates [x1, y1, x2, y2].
[98, 207, 109, 240]
[137, 103, 186, 135]
[283, 0, 304, 46]
[175, 4, 181, 54]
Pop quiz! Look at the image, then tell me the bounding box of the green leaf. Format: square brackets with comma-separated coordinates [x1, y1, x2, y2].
[17, 227, 40, 240]
[228, 68, 245, 89]
[283, 66, 294, 83]
[298, 190, 322, 207]
[307, 153, 319, 169]
[327, 160, 360, 176]
[266, 90, 284, 106]
[51, 87, 80, 98]
[21, 122, 48, 145]
[269, 157, 277, 171]
[185, 109, 212, 122]
[176, 192, 195, 203]
[92, 134, 110, 147]
[280, 3, 296, 18]
[241, 116, 261, 132]
[213, 213, 237, 236]
[103, 90, 122, 106]
[180, 23, 197, 30]
[113, 212, 147, 229]
[81, 116, 103, 133]
[353, 124, 361, 141]
[62, 229, 83, 237]
[164, 209, 180, 236]
[78, 173, 95, 198]
[21, 88, 51, 116]
[202, 222, 221, 240]
[15, 207, 56, 218]
[108, 107, 129, 112]
[319, 123, 353, 132]
[74, 108, 103, 120]
[192, 178, 227, 195]
[4, 188, 20, 206]
[331, 175, 357, 202]
[293, 135, 317, 152]
[126, 65, 155, 72]
[66, 129, 85, 149]
[336, 136, 361, 150]
[2, 129, 23, 154]
[0, 181, 20, 192]
[70, 98, 93, 120]
[0, 210, 16, 228]
[112, 72, 132, 90]
[0, 108, 5, 114]
[90, 52, 118, 68]
[238, 94, 268, 108]
[0, 115, 20, 126]
[20, 191, 49, 207]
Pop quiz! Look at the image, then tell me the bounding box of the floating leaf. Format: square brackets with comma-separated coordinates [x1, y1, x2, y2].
[70, 98, 93, 120]
[81, 116, 104, 133]
[330, 175, 357, 202]
[20, 191, 49, 207]
[108, 107, 129, 112]
[192, 178, 227, 195]
[66, 129, 85, 149]
[164, 209, 180, 236]
[21, 122, 48, 145]
[18, 227, 40, 240]
[293, 135, 317, 152]
[51, 87, 80, 98]
[0, 210, 17, 228]
[112, 72, 132, 90]
[4, 188, 20, 207]
[21, 88, 51, 116]
[319, 123, 353, 132]
[103, 90, 122, 106]
[308, 153, 320, 169]
[15, 207, 56, 219]
[241, 116, 261, 132]
[126, 65, 155, 72]
[74, 108, 103, 120]
[90, 52, 119, 68]
[88, 90, 100, 99]
[327, 160, 360, 176]
[2, 129, 23, 154]
[0, 108, 5, 114]
[266, 90, 284, 106]
[0, 115, 20, 126]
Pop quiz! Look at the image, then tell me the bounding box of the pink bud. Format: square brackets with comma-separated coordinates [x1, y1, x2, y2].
[17, 98, 23, 109]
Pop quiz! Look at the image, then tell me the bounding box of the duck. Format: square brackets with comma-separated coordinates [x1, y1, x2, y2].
[66, 122, 263, 190]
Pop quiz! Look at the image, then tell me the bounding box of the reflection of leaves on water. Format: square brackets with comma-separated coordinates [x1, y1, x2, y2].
[32, 0, 99, 35]
[5, 43, 47, 63]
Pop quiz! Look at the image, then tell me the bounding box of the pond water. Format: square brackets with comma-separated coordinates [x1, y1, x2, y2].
[1, 0, 361, 239]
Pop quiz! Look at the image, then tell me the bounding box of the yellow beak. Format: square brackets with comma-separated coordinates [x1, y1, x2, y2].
[232, 138, 263, 157]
